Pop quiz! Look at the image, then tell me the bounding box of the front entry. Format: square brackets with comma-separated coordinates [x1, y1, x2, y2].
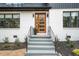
[35, 13, 46, 33]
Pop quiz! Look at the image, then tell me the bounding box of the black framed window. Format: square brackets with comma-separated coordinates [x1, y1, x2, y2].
[63, 11, 79, 28]
[0, 13, 20, 28]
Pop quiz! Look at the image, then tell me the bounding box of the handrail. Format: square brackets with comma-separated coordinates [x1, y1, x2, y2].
[27, 26, 34, 41]
[25, 26, 34, 52]
[48, 26, 61, 56]
[48, 26, 56, 41]
[48, 26, 58, 55]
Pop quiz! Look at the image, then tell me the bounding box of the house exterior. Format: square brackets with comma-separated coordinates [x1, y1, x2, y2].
[0, 3, 79, 42]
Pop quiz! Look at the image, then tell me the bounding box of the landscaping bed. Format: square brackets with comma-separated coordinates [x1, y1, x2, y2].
[55, 41, 79, 56]
[0, 37, 27, 50]
[0, 43, 26, 50]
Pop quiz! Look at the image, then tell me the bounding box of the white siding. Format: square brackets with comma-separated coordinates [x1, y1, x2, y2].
[0, 11, 34, 42]
[49, 9, 79, 41]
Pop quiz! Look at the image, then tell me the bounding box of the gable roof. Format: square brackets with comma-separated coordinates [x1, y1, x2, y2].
[0, 3, 79, 11]
[0, 3, 50, 11]
[50, 3, 79, 9]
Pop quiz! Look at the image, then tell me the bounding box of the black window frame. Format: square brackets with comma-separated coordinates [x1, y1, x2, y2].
[0, 13, 20, 28]
[63, 11, 79, 28]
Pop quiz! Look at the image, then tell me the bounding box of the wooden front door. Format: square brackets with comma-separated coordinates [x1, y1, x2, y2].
[35, 13, 46, 33]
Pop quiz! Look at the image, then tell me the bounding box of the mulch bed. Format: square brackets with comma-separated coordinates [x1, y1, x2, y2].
[0, 43, 26, 50]
[55, 41, 79, 56]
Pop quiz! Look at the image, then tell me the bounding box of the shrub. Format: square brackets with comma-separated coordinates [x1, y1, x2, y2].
[65, 36, 71, 44]
[15, 38, 20, 48]
[70, 42, 74, 48]
[72, 49, 79, 56]
[2, 44, 11, 50]
[65, 35, 74, 48]
[3, 37, 9, 44]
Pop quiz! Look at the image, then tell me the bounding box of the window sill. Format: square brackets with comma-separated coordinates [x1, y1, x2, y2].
[0, 28, 20, 30]
[63, 27, 79, 30]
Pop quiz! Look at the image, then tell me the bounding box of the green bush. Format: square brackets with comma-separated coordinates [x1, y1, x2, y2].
[2, 44, 11, 50]
[15, 38, 20, 48]
[72, 49, 79, 55]
[65, 35, 74, 48]
[65, 36, 70, 44]
[3, 37, 9, 44]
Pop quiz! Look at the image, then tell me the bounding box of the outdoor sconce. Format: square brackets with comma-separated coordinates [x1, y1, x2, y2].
[13, 35, 17, 38]
[33, 14, 34, 17]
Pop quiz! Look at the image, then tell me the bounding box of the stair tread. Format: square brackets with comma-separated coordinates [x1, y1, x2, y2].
[28, 45, 55, 48]
[28, 43, 53, 45]
[27, 53, 57, 56]
[30, 38, 51, 40]
[28, 50, 56, 53]
[30, 35, 51, 38]
[28, 47, 55, 50]
[29, 40, 52, 42]
[29, 41, 53, 43]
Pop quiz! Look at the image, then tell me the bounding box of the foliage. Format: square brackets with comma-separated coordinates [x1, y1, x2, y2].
[2, 44, 11, 50]
[15, 38, 20, 47]
[65, 35, 74, 48]
[3, 37, 9, 44]
[72, 49, 79, 55]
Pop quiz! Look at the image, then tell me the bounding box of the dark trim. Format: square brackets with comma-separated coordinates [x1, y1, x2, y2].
[0, 8, 49, 11]
[0, 3, 79, 10]
[63, 11, 79, 28]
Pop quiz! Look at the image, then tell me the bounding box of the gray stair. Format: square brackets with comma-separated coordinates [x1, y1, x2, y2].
[26, 36, 58, 56]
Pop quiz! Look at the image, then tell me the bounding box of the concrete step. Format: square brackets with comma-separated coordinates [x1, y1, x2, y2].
[30, 35, 51, 38]
[28, 47, 55, 50]
[26, 36, 57, 56]
[29, 41, 53, 44]
[28, 45, 55, 48]
[28, 49, 56, 53]
[30, 38, 51, 40]
[27, 53, 57, 56]
[29, 39, 52, 42]
[28, 43, 54, 45]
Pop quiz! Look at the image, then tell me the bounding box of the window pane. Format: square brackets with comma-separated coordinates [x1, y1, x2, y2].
[63, 12, 70, 27]
[0, 14, 4, 18]
[40, 29, 44, 31]
[39, 15, 44, 21]
[71, 12, 78, 27]
[63, 12, 70, 17]
[13, 14, 20, 18]
[5, 14, 12, 18]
